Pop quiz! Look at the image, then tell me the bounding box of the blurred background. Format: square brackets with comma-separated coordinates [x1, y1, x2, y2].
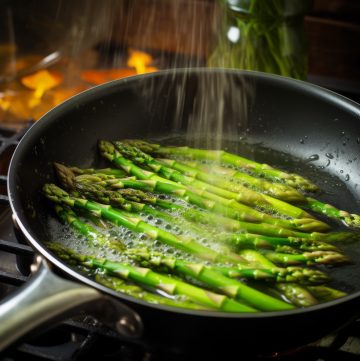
[0, 0, 359, 129]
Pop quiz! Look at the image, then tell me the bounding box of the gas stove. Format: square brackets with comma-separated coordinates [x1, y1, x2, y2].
[0, 123, 359, 361]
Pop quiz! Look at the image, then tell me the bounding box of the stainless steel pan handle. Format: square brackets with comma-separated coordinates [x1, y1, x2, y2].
[0, 257, 143, 351]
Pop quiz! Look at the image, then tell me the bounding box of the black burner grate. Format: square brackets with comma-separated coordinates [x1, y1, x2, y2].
[0, 123, 359, 361]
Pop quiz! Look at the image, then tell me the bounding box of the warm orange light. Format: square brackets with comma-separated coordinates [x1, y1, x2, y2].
[1, 49, 158, 122]
[21, 70, 63, 98]
[127, 50, 157, 74]
[81, 49, 158, 85]
[81, 69, 136, 85]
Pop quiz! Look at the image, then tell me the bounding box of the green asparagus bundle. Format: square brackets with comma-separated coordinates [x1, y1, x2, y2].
[42, 138, 356, 313]
[120, 140, 360, 229]
[56, 164, 354, 244]
[55, 204, 329, 286]
[95, 273, 210, 310]
[99, 140, 330, 232]
[233, 249, 345, 308]
[55, 167, 350, 266]
[180, 161, 360, 229]
[122, 139, 319, 191]
[46, 206, 308, 310]
[48, 242, 257, 312]
[43, 184, 247, 265]
[43, 182, 347, 309]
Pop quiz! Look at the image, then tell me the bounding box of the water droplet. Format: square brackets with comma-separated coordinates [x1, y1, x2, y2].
[340, 170, 344, 174]
[341, 131, 345, 136]
[299, 139, 304, 144]
[325, 160, 330, 167]
[325, 153, 334, 159]
[308, 154, 319, 161]
[345, 174, 350, 181]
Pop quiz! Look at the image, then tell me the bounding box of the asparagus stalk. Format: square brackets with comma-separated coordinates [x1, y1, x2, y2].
[54, 205, 125, 252]
[307, 285, 347, 302]
[68, 165, 127, 178]
[304, 197, 360, 230]
[216, 232, 340, 252]
[126, 248, 294, 311]
[274, 283, 318, 307]
[122, 139, 319, 192]
[43, 184, 246, 265]
[48, 242, 256, 313]
[113, 142, 329, 231]
[236, 250, 325, 307]
[158, 157, 311, 219]
[95, 273, 209, 310]
[216, 265, 329, 285]
[260, 250, 350, 266]
[180, 160, 304, 202]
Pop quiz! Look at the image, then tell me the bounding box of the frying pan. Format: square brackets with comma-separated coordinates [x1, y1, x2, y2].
[1, 68, 360, 357]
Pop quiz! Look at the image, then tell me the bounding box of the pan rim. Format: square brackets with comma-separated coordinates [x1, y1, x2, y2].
[7, 67, 360, 318]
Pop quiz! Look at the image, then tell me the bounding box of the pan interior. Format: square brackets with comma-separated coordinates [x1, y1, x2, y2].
[8, 69, 360, 310]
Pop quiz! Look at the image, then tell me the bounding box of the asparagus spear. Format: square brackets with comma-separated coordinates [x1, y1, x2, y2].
[216, 265, 329, 285]
[68, 166, 127, 178]
[43, 184, 246, 265]
[216, 232, 339, 253]
[157, 157, 311, 219]
[236, 250, 325, 307]
[122, 139, 319, 192]
[180, 160, 304, 202]
[48, 242, 256, 313]
[304, 197, 360, 230]
[54, 205, 125, 252]
[274, 283, 318, 307]
[126, 248, 294, 311]
[101, 140, 329, 232]
[261, 249, 350, 266]
[95, 273, 209, 310]
[307, 285, 347, 302]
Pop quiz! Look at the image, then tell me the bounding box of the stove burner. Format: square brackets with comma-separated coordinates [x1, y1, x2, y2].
[0, 123, 359, 361]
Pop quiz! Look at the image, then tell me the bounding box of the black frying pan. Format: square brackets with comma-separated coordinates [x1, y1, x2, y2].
[1, 69, 360, 357]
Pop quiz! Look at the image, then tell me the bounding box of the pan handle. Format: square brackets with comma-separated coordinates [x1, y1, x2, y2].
[0, 257, 143, 351]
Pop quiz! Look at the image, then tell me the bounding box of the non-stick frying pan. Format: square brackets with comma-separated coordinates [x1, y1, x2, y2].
[1, 69, 360, 357]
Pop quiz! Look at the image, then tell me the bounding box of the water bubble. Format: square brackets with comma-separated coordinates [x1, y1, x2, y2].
[325, 153, 334, 159]
[308, 154, 319, 161]
[345, 174, 350, 181]
[299, 139, 304, 144]
[325, 160, 331, 167]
